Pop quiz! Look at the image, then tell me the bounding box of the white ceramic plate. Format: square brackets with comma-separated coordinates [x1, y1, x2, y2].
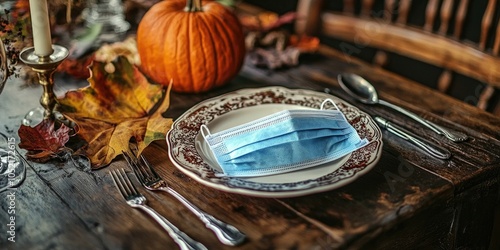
[166, 87, 383, 198]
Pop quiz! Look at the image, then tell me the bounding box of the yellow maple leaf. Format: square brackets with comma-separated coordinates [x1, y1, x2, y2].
[57, 56, 173, 169]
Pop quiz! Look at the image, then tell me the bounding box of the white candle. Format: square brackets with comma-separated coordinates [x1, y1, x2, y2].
[29, 0, 53, 57]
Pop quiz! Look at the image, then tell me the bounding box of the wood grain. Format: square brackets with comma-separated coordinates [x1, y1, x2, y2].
[0, 166, 105, 249]
[0, 2, 499, 248]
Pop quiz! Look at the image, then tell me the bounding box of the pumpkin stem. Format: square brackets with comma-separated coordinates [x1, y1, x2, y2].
[185, 0, 203, 12]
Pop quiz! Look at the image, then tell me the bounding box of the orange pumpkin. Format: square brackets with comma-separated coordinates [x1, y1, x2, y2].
[137, 0, 246, 93]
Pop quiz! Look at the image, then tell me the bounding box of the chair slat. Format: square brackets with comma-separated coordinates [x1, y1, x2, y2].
[480, 0, 497, 50]
[424, 0, 440, 31]
[438, 0, 454, 34]
[437, 0, 453, 97]
[384, 0, 396, 22]
[396, 0, 412, 24]
[295, 0, 324, 36]
[477, 0, 498, 111]
[493, 17, 500, 55]
[453, 0, 470, 39]
[478, 86, 495, 110]
[438, 70, 453, 93]
[477, 11, 500, 115]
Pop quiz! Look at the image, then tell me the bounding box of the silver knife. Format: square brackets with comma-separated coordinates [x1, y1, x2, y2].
[374, 116, 452, 160]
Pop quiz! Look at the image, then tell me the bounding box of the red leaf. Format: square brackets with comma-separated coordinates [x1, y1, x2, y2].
[18, 119, 71, 159]
[57, 54, 94, 79]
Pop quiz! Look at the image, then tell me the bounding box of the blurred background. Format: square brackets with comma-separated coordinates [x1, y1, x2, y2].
[244, 0, 500, 114]
[0, 0, 498, 113]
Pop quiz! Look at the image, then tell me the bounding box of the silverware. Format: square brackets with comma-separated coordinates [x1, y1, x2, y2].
[375, 116, 452, 160]
[123, 149, 246, 246]
[337, 73, 468, 142]
[109, 168, 207, 250]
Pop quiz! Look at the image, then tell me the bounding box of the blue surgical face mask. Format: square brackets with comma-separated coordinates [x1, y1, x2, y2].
[201, 99, 368, 177]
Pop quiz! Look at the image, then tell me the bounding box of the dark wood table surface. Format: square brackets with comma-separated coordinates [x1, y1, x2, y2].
[1, 46, 499, 249]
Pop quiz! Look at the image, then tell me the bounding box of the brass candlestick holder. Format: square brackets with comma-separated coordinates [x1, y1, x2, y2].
[19, 45, 69, 125]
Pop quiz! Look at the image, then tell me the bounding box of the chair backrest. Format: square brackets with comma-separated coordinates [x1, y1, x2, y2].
[294, 0, 500, 115]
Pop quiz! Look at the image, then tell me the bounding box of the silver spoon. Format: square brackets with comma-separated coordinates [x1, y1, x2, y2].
[337, 73, 468, 142]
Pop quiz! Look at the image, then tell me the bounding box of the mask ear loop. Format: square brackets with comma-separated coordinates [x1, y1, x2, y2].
[320, 99, 340, 111]
[200, 125, 212, 141]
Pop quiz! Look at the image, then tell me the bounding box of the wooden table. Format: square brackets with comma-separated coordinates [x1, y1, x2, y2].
[1, 47, 499, 249]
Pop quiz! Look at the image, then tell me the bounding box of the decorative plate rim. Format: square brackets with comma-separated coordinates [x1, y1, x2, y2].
[166, 86, 383, 198]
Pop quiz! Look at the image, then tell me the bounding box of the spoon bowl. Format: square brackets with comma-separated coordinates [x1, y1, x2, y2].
[337, 73, 379, 104]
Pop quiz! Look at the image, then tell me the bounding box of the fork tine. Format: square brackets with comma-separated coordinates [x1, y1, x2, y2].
[119, 168, 138, 196]
[139, 154, 161, 179]
[110, 169, 127, 198]
[123, 149, 150, 183]
[126, 146, 245, 246]
[111, 169, 207, 250]
[123, 151, 146, 182]
[111, 168, 138, 197]
[126, 146, 158, 181]
[136, 155, 154, 180]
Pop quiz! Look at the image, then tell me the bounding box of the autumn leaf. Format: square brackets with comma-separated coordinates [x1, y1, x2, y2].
[239, 12, 297, 32]
[57, 56, 173, 169]
[18, 119, 71, 161]
[289, 35, 320, 52]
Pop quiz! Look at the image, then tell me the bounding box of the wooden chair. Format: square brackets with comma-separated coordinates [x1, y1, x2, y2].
[293, 0, 500, 115]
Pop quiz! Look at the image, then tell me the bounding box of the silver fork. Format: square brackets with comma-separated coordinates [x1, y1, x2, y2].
[109, 168, 207, 250]
[123, 150, 246, 246]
